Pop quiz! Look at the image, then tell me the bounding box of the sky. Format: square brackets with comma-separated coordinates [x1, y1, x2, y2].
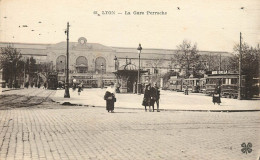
[0, 0, 259, 52]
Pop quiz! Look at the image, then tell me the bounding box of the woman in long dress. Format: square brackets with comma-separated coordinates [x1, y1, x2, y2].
[212, 85, 221, 105]
[104, 82, 116, 113]
[142, 84, 152, 112]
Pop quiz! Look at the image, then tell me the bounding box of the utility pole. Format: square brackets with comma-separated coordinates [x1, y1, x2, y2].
[208, 54, 211, 71]
[238, 32, 242, 100]
[137, 44, 142, 95]
[64, 22, 70, 98]
[219, 54, 221, 71]
[24, 61, 26, 87]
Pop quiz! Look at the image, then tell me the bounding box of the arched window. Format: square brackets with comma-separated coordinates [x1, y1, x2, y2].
[95, 57, 106, 74]
[76, 56, 88, 73]
[56, 55, 66, 73]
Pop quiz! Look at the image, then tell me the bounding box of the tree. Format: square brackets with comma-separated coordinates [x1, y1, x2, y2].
[36, 62, 54, 82]
[0, 45, 22, 87]
[232, 43, 260, 98]
[174, 40, 200, 78]
[146, 59, 164, 83]
[199, 54, 234, 72]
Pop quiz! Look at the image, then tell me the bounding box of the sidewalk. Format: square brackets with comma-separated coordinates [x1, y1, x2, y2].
[0, 87, 23, 93]
[51, 88, 260, 112]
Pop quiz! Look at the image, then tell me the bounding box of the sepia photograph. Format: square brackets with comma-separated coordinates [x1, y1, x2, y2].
[0, 0, 259, 159]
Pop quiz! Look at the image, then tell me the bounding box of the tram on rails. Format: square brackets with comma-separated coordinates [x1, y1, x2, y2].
[168, 76, 183, 91]
[205, 73, 245, 99]
[182, 78, 201, 93]
[165, 71, 246, 98]
[47, 72, 58, 90]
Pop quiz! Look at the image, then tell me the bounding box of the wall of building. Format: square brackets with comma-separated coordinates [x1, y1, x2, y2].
[0, 37, 232, 87]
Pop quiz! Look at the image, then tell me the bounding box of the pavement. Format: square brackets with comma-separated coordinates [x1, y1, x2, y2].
[52, 88, 260, 112]
[0, 87, 23, 93]
[0, 107, 259, 160]
[0, 88, 259, 159]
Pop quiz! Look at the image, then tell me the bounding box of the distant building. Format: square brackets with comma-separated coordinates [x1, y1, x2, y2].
[0, 37, 232, 90]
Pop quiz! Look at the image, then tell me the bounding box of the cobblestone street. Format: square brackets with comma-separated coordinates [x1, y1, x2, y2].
[0, 102, 259, 160]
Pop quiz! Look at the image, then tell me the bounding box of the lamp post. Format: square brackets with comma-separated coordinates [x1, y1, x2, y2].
[50, 61, 53, 71]
[101, 63, 104, 89]
[114, 56, 118, 88]
[238, 32, 242, 100]
[8, 59, 13, 88]
[114, 56, 117, 71]
[64, 22, 70, 98]
[137, 43, 142, 95]
[22, 57, 27, 88]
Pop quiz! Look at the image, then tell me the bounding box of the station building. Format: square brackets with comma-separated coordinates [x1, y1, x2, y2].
[0, 37, 231, 92]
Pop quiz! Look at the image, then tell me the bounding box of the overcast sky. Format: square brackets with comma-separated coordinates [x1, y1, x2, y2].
[0, 0, 259, 52]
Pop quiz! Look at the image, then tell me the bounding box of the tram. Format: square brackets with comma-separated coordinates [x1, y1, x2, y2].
[205, 73, 245, 99]
[168, 76, 183, 91]
[47, 72, 58, 90]
[182, 78, 200, 93]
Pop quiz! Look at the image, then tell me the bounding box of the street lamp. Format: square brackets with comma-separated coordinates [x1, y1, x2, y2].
[22, 57, 27, 88]
[114, 56, 117, 71]
[137, 43, 142, 95]
[8, 59, 13, 88]
[114, 56, 118, 88]
[64, 22, 70, 98]
[101, 63, 104, 89]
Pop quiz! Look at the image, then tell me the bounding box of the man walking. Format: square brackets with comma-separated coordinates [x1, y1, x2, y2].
[151, 83, 160, 112]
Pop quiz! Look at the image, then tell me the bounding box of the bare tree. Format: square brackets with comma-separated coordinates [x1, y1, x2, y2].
[146, 58, 164, 83]
[174, 40, 200, 78]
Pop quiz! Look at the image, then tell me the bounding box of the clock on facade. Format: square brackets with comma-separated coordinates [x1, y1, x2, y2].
[78, 37, 87, 45]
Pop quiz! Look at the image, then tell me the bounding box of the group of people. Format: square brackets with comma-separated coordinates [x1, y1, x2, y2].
[104, 82, 160, 113]
[72, 81, 83, 95]
[103, 82, 222, 113]
[142, 83, 160, 112]
[24, 81, 47, 89]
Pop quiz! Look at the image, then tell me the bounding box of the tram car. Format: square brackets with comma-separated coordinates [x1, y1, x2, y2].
[47, 72, 58, 90]
[168, 76, 183, 91]
[182, 78, 200, 93]
[198, 78, 207, 93]
[205, 73, 245, 99]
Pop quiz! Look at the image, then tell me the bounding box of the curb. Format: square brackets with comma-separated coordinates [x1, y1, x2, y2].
[1, 88, 23, 92]
[59, 101, 260, 112]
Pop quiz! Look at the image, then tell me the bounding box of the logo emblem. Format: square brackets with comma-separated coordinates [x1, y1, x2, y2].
[241, 142, 252, 154]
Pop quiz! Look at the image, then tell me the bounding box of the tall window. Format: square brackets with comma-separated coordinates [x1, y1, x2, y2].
[76, 56, 88, 73]
[95, 57, 106, 74]
[56, 55, 66, 73]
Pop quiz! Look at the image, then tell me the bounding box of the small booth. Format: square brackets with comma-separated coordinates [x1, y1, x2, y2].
[114, 61, 147, 93]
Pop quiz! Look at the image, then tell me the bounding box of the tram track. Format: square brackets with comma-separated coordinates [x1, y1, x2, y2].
[24, 89, 55, 106]
[0, 89, 56, 108]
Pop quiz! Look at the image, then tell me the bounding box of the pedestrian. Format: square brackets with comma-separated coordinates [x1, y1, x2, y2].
[212, 85, 221, 105]
[78, 82, 83, 95]
[184, 85, 189, 95]
[25, 82, 29, 89]
[104, 82, 116, 113]
[72, 83, 76, 91]
[43, 82, 47, 89]
[115, 82, 121, 93]
[73, 78, 77, 91]
[142, 84, 152, 112]
[151, 83, 160, 112]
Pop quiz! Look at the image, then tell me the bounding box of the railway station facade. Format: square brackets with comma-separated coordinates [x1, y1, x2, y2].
[0, 37, 231, 91]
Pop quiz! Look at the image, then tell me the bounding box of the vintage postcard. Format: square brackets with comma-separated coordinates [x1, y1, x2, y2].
[0, 0, 259, 159]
